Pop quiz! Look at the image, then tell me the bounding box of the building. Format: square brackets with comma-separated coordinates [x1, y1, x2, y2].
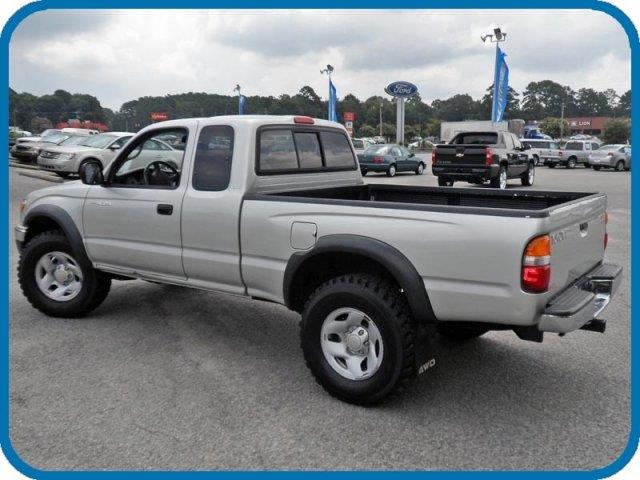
[566, 117, 612, 136]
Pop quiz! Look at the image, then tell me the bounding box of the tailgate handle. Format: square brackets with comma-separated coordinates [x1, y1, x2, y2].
[580, 222, 589, 236]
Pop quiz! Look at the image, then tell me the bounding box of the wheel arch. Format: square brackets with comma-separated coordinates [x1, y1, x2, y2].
[22, 205, 92, 270]
[283, 234, 437, 324]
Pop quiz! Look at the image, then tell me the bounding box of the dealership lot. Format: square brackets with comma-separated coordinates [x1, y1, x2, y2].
[8, 164, 630, 471]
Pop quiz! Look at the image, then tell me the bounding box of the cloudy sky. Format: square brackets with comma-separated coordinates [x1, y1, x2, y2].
[9, 9, 632, 111]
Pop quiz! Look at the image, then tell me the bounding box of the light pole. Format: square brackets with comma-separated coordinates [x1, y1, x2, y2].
[379, 103, 383, 137]
[560, 102, 565, 142]
[481, 27, 507, 122]
[233, 84, 242, 115]
[320, 65, 335, 120]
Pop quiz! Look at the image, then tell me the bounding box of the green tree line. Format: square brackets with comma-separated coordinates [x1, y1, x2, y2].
[10, 80, 631, 137]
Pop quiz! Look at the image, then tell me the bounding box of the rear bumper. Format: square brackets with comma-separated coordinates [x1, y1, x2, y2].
[537, 263, 622, 334]
[359, 163, 390, 172]
[432, 164, 499, 182]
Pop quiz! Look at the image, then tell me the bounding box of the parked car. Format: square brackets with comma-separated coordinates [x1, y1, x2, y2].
[588, 144, 631, 171]
[351, 138, 373, 155]
[37, 132, 134, 178]
[432, 131, 533, 189]
[15, 129, 62, 145]
[8, 128, 31, 147]
[357, 144, 426, 176]
[373, 135, 386, 144]
[10, 132, 85, 163]
[61, 127, 100, 136]
[555, 140, 603, 169]
[521, 139, 562, 166]
[14, 114, 622, 404]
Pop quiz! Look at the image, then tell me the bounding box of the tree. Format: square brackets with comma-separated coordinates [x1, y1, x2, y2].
[432, 94, 480, 121]
[426, 118, 441, 138]
[602, 119, 630, 144]
[574, 88, 610, 116]
[479, 84, 520, 119]
[615, 90, 631, 117]
[359, 124, 376, 137]
[521, 80, 573, 120]
[539, 117, 570, 139]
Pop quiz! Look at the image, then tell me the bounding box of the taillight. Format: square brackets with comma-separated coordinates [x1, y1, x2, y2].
[485, 147, 493, 166]
[522, 234, 551, 293]
[559, 151, 563, 157]
[604, 211, 609, 249]
[373, 156, 384, 164]
[294, 116, 314, 124]
[431, 149, 437, 166]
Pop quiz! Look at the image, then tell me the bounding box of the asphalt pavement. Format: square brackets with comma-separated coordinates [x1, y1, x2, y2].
[8, 161, 631, 471]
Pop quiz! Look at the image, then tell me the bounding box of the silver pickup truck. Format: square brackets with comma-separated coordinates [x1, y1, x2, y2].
[15, 115, 622, 404]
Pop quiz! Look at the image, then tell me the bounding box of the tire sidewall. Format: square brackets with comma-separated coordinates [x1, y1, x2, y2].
[302, 285, 405, 402]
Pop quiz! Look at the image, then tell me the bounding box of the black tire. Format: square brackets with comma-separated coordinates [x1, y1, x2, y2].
[438, 177, 453, 187]
[386, 164, 397, 177]
[548, 163, 556, 169]
[361, 170, 368, 176]
[615, 160, 625, 171]
[490, 164, 507, 189]
[78, 158, 102, 176]
[521, 161, 535, 186]
[415, 163, 425, 175]
[437, 324, 489, 341]
[532, 155, 539, 165]
[18, 230, 111, 318]
[300, 274, 415, 405]
[593, 165, 602, 171]
[566, 157, 577, 169]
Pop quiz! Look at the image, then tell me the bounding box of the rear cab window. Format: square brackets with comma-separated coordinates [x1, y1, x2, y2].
[450, 132, 498, 145]
[257, 126, 356, 174]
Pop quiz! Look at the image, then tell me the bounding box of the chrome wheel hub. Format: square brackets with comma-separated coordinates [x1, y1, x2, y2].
[35, 251, 83, 302]
[499, 169, 507, 189]
[320, 308, 384, 381]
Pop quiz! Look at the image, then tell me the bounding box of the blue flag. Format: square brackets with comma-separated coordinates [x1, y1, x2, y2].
[328, 79, 337, 122]
[239, 95, 246, 115]
[491, 47, 509, 122]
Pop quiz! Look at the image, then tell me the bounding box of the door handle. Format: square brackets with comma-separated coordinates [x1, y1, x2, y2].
[157, 204, 173, 215]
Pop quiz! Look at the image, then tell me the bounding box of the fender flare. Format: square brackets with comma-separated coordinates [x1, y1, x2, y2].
[283, 234, 437, 324]
[23, 204, 93, 271]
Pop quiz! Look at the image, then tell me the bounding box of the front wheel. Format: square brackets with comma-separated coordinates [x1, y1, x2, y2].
[593, 165, 602, 171]
[18, 230, 111, 318]
[548, 163, 556, 169]
[438, 177, 453, 187]
[615, 160, 625, 171]
[300, 274, 416, 405]
[386, 164, 397, 177]
[490, 165, 508, 189]
[566, 157, 577, 169]
[415, 163, 425, 175]
[78, 159, 101, 177]
[521, 162, 535, 186]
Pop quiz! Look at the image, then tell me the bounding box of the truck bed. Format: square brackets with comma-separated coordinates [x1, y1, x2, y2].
[247, 184, 600, 218]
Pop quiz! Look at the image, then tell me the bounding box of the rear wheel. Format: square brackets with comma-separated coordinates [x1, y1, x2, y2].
[438, 177, 453, 187]
[18, 230, 111, 318]
[566, 157, 577, 169]
[593, 165, 602, 171]
[521, 161, 535, 186]
[415, 163, 425, 175]
[386, 164, 396, 177]
[615, 160, 625, 171]
[548, 163, 556, 169]
[490, 165, 508, 189]
[300, 274, 416, 405]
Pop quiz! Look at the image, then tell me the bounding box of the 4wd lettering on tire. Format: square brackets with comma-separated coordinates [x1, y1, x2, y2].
[418, 358, 436, 375]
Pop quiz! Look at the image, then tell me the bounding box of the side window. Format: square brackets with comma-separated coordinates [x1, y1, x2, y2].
[591, 143, 600, 150]
[503, 134, 514, 150]
[110, 136, 131, 150]
[550, 142, 559, 149]
[294, 132, 322, 169]
[111, 128, 187, 188]
[585, 143, 592, 151]
[390, 147, 402, 157]
[321, 131, 356, 167]
[192, 125, 234, 191]
[259, 130, 298, 171]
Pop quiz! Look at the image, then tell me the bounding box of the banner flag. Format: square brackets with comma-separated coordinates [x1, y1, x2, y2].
[239, 95, 246, 115]
[329, 79, 337, 122]
[491, 47, 509, 122]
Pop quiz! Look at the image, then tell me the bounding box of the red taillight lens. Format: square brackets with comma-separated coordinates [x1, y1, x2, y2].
[522, 234, 551, 293]
[485, 147, 493, 166]
[294, 116, 314, 124]
[559, 151, 563, 157]
[431, 149, 438, 166]
[373, 156, 384, 164]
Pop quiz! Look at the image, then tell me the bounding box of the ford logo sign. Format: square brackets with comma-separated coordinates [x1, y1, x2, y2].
[385, 81, 418, 98]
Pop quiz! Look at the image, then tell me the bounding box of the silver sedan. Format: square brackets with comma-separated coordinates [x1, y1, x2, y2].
[588, 144, 631, 171]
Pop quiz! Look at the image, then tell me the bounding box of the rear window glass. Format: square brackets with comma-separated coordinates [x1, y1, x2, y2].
[564, 142, 583, 150]
[192, 125, 234, 191]
[259, 130, 298, 171]
[450, 133, 498, 145]
[294, 132, 323, 169]
[321, 131, 356, 167]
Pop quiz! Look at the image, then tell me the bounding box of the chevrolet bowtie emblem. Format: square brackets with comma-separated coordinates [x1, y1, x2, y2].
[456, 152, 464, 157]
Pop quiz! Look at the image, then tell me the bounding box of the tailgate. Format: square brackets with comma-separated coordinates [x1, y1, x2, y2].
[546, 194, 607, 295]
[435, 145, 488, 166]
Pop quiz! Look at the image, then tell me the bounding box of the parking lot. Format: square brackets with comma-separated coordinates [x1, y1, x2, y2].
[8, 161, 630, 471]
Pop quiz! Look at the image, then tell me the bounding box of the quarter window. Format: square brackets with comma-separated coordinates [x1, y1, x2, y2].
[192, 125, 234, 191]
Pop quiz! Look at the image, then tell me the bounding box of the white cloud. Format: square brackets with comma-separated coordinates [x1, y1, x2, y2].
[9, 9, 631, 110]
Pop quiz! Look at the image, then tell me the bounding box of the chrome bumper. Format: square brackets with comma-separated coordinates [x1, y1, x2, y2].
[537, 263, 623, 334]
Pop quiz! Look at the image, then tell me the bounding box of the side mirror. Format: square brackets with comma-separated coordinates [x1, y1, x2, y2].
[80, 162, 104, 185]
[109, 144, 121, 151]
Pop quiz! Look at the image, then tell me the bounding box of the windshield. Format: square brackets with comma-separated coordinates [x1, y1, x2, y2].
[60, 135, 89, 146]
[80, 134, 118, 149]
[450, 132, 498, 145]
[364, 145, 391, 155]
[597, 145, 623, 151]
[352, 139, 364, 149]
[40, 129, 60, 137]
[41, 133, 71, 144]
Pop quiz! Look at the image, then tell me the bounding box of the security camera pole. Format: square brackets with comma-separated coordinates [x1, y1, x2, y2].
[233, 84, 244, 115]
[481, 27, 507, 122]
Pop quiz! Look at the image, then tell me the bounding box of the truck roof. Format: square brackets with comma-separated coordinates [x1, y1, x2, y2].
[142, 115, 341, 131]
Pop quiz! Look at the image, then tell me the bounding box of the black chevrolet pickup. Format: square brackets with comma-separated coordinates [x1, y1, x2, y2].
[432, 131, 534, 189]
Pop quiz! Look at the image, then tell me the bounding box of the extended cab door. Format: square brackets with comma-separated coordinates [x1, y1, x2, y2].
[82, 124, 195, 279]
[180, 124, 244, 294]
